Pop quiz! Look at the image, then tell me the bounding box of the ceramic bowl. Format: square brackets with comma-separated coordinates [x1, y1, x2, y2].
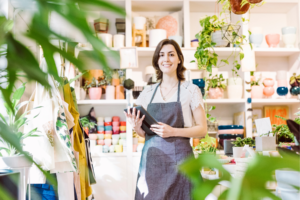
[281, 26, 297, 35]
[277, 87, 288, 96]
[218, 129, 244, 134]
[97, 139, 104, 145]
[89, 134, 98, 140]
[266, 34, 280, 48]
[97, 117, 104, 122]
[120, 121, 126, 126]
[104, 126, 112, 131]
[120, 126, 126, 131]
[105, 117, 112, 122]
[249, 34, 263, 48]
[282, 34, 296, 48]
[104, 122, 112, 126]
[218, 125, 244, 130]
[113, 130, 120, 135]
[104, 134, 112, 139]
[113, 126, 120, 131]
[263, 78, 275, 87]
[112, 134, 120, 140]
[112, 116, 120, 122]
[104, 139, 112, 146]
[120, 133, 126, 139]
[97, 133, 104, 140]
[112, 121, 119, 126]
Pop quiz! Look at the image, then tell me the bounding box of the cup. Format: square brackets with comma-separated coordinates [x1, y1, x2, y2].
[149, 29, 167, 47]
[277, 80, 287, 87]
[104, 134, 112, 139]
[120, 121, 126, 126]
[265, 34, 280, 48]
[120, 126, 126, 131]
[104, 139, 112, 146]
[112, 134, 120, 140]
[133, 17, 146, 30]
[97, 133, 104, 140]
[112, 121, 119, 126]
[104, 117, 112, 122]
[109, 145, 115, 153]
[97, 139, 104, 145]
[138, 137, 145, 143]
[281, 26, 297, 35]
[105, 130, 112, 135]
[113, 34, 125, 48]
[97, 125, 104, 131]
[112, 139, 119, 145]
[113, 126, 120, 132]
[249, 34, 263, 48]
[97, 131, 104, 134]
[104, 122, 112, 126]
[282, 34, 296, 48]
[97, 117, 104, 122]
[104, 126, 112, 131]
[89, 134, 98, 140]
[112, 116, 120, 122]
[113, 130, 120, 135]
[277, 70, 288, 80]
[120, 133, 126, 139]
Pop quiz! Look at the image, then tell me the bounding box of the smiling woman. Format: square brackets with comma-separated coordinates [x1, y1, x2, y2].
[124, 39, 207, 200]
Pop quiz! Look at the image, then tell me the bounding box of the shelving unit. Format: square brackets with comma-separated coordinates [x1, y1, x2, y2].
[8, 0, 300, 199]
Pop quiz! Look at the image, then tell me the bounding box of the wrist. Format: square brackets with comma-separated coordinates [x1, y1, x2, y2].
[172, 127, 178, 137]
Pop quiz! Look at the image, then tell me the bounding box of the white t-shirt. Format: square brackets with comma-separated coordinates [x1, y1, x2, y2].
[135, 81, 204, 128]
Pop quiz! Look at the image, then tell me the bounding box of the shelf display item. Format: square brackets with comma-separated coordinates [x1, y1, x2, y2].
[97, 140, 104, 145]
[103, 145, 109, 153]
[230, 0, 250, 15]
[208, 87, 224, 99]
[263, 78, 275, 97]
[263, 106, 289, 125]
[112, 134, 120, 141]
[168, 35, 182, 47]
[277, 87, 288, 97]
[251, 85, 263, 99]
[248, 0, 263, 3]
[97, 134, 104, 140]
[220, 24, 241, 44]
[265, 34, 280, 48]
[80, 88, 86, 100]
[227, 77, 243, 99]
[97, 117, 104, 125]
[249, 34, 263, 48]
[193, 138, 200, 147]
[97, 33, 112, 48]
[120, 126, 126, 131]
[104, 134, 112, 139]
[277, 70, 288, 87]
[109, 145, 115, 153]
[89, 134, 98, 140]
[218, 129, 244, 134]
[134, 17, 146, 30]
[113, 126, 120, 132]
[105, 85, 115, 100]
[104, 122, 112, 126]
[104, 126, 112, 131]
[241, 44, 256, 72]
[120, 133, 126, 139]
[97, 125, 104, 131]
[115, 18, 125, 34]
[112, 121, 119, 126]
[190, 39, 199, 47]
[82, 107, 98, 133]
[112, 78, 120, 86]
[113, 34, 125, 48]
[104, 139, 112, 147]
[120, 47, 138, 68]
[218, 134, 244, 148]
[120, 121, 126, 126]
[132, 24, 146, 47]
[282, 27, 297, 48]
[290, 86, 300, 96]
[116, 85, 125, 99]
[115, 145, 123, 153]
[88, 87, 102, 100]
[192, 79, 205, 97]
[94, 18, 109, 33]
[112, 116, 120, 122]
[149, 29, 167, 47]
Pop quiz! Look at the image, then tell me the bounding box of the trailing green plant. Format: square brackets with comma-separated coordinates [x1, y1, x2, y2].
[232, 137, 255, 147]
[83, 77, 107, 90]
[79, 117, 96, 129]
[0, 83, 40, 157]
[272, 115, 299, 143]
[206, 74, 226, 90]
[250, 77, 260, 87]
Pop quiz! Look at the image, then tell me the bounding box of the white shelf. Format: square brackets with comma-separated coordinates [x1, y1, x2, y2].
[252, 98, 300, 106]
[204, 99, 245, 104]
[132, 0, 183, 12]
[92, 153, 127, 158]
[77, 100, 127, 105]
[254, 48, 300, 57]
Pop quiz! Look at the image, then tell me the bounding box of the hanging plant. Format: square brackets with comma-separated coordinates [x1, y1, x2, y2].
[230, 0, 250, 15]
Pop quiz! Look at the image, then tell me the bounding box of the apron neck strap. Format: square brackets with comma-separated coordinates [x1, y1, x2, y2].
[177, 81, 181, 102]
[149, 83, 160, 104]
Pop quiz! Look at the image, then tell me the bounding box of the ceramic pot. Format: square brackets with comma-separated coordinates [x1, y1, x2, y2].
[281, 26, 297, 35]
[149, 29, 167, 47]
[168, 36, 183, 47]
[97, 134, 104, 140]
[250, 27, 263, 34]
[2, 155, 33, 168]
[112, 139, 118, 145]
[88, 87, 102, 100]
[211, 30, 229, 47]
[208, 88, 224, 99]
[106, 85, 115, 100]
[134, 17, 146, 30]
[230, 0, 250, 15]
[112, 121, 119, 126]
[115, 85, 125, 99]
[263, 78, 275, 87]
[104, 139, 112, 146]
[283, 34, 296, 48]
[263, 87, 275, 97]
[266, 34, 280, 48]
[232, 147, 244, 158]
[104, 134, 112, 139]
[277, 87, 288, 96]
[191, 39, 199, 47]
[277, 80, 288, 87]
[115, 145, 123, 153]
[251, 86, 263, 99]
[248, 0, 263, 3]
[97, 139, 104, 145]
[112, 79, 120, 86]
[97, 33, 112, 47]
[290, 86, 300, 96]
[113, 34, 125, 48]
[249, 34, 263, 48]
[80, 88, 87, 100]
[227, 85, 243, 99]
[228, 77, 243, 86]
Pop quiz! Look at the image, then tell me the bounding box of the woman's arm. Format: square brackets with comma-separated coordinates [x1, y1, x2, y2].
[150, 104, 207, 138]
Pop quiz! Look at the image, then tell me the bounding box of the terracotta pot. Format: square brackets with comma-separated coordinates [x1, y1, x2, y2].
[83, 69, 104, 84]
[208, 88, 224, 99]
[251, 86, 263, 99]
[88, 87, 102, 100]
[112, 78, 120, 86]
[115, 85, 125, 99]
[266, 34, 280, 48]
[230, 0, 250, 15]
[248, 0, 263, 3]
[263, 78, 275, 87]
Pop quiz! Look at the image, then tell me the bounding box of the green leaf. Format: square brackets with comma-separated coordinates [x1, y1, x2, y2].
[240, 52, 244, 61]
[221, 59, 229, 65]
[22, 128, 39, 139]
[206, 65, 212, 73]
[12, 83, 26, 104]
[0, 113, 7, 125]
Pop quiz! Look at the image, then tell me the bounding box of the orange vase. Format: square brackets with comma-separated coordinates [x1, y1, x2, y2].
[230, 0, 250, 15]
[115, 85, 125, 99]
[112, 78, 120, 86]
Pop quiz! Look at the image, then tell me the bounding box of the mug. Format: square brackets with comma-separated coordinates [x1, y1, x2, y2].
[104, 126, 112, 131]
[113, 126, 120, 131]
[97, 121, 104, 126]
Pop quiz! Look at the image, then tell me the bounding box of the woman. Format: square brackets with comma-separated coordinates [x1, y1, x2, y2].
[124, 39, 207, 200]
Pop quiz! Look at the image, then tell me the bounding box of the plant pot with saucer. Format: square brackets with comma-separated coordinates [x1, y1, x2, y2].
[251, 76, 263, 99]
[207, 74, 226, 99]
[84, 77, 107, 100]
[232, 137, 255, 158]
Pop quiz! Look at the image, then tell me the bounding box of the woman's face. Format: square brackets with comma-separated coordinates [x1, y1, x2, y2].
[158, 44, 180, 77]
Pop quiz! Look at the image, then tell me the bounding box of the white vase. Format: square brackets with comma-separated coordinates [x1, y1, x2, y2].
[241, 44, 256, 72]
[228, 77, 243, 86]
[106, 85, 115, 100]
[113, 34, 125, 48]
[133, 17, 146, 30]
[97, 33, 112, 47]
[211, 30, 228, 47]
[80, 88, 86, 100]
[283, 34, 296, 48]
[149, 29, 167, 47]
[232, 147, 245, 158]
[227, 85, 243, 99]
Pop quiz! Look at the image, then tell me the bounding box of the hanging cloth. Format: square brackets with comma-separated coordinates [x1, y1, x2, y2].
[63, 79, 92, 200]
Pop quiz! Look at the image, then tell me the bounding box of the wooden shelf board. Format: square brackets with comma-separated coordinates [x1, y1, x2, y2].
[254, 48, 300, 57]
[252, 98, 300, 106]
[77, 100, 127, 105]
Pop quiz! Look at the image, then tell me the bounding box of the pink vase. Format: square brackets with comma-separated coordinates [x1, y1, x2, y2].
[251, 86, 263, 99]
[88, 88, 102, 100]
[263, 87, 275, 97]
[266, 34, 280, 48]
[263, 78, 275, 87]
[208, 88, 224, 99]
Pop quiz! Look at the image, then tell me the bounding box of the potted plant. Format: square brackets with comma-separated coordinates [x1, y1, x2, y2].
[272, 117, 297, 144]
[232, 137, 255, 158]
[207, 74, 226, 99]
[79, 117, 96, 135]
[0, 83, 40, 168]
[83, 77, 107, 100]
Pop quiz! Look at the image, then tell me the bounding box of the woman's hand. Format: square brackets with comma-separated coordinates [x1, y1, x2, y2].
[150, 122, 174, 138]
[124, 107, 145, 137]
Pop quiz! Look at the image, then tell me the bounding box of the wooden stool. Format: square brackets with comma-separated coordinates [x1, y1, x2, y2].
[132, 24, 146, 47]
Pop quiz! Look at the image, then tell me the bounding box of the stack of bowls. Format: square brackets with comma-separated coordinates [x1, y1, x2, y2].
[218, 125, 244, 147]
[192, 79, 205, 96]
[112, 116, 121, 151]
[96, 117, 105, 146]
[282, 27, 297, 48]
[104, 117, 112, 152]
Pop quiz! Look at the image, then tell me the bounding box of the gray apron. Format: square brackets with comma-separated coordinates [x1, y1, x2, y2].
[135, 81, 196, 200]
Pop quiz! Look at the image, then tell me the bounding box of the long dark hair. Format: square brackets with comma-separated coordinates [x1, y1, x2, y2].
[152, 39, 186, 81]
